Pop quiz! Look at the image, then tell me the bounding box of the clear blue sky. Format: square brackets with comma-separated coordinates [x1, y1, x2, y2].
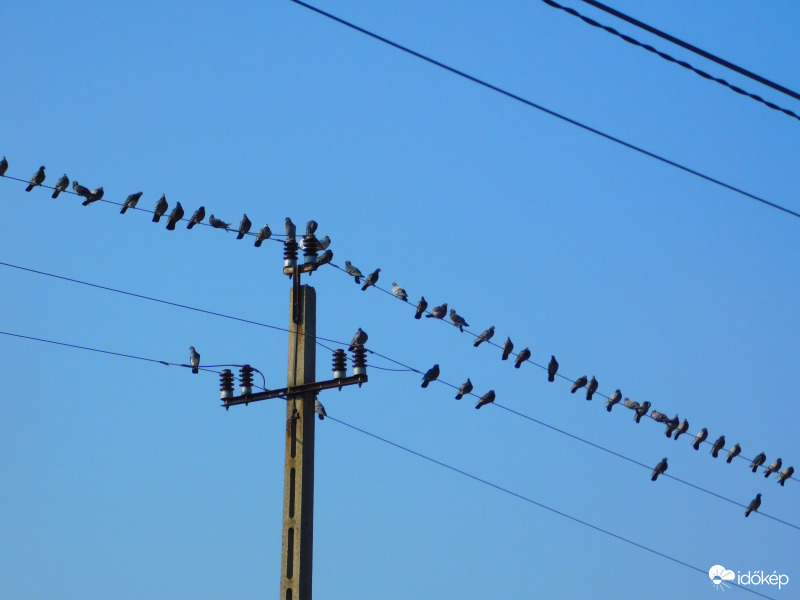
[1, 1, 799, 598]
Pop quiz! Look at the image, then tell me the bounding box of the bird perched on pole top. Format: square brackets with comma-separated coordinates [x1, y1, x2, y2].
[121, 191, 143, 214]
[455, 378, 473, 400]
[344, 261, 363, 284]
[745, 493, 761, 517]
[392, 283, 408, 302]
[571, 375, 588, 394]
[52, 174, 69, 198]
[475, 390, 496, 410]
[547, 356, 559, 382]
[361, 268, 380, 291]
[166, 202, 184, 230]
[450, 310, 470, 333]
[237, 214, 251, 239]
[501, 338, 513, 360]
[306, 220, 318, 235]
[691, 428, 708, 450]
[153, 194, 168, 222]
[414, 296, 428, 319]
[472, 325, 494, 345]
[189, 346, 200, 374]
[25, 166, 45, 191]
[421, 364, 440, 388]
[285, 217, 296, 240]
[651, 458, 668, 481]
[605, 390, 621, 412]
[426, 303, 447, 319]
[514, 347, 531, 368]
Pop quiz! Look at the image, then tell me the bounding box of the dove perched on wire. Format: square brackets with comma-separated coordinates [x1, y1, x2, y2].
[585, 376, 598, 400]
[750, 452, 767, 473]
[475, 390, 496, 410]
[455, 378, 473, 400]
[673, 419, 689, 440]
[254, 224, 271, 246]
[344, 261, 363, 284]
[633, 401, 651, 423]
[414, 296, 428, 319]
[664, 415, 679, 438]
[209, 214, 230, 230]
[186, 206, 205, 228]
[710, 435, 726, 458]
[314, 398, 327, 420]
[764, 458, 782, 478]
[650, 411, 669, 423]
[745, 493, 761, 517]
[726, 443, 741, 463]
[72, 180, 91, 200]
[571, 375, 588, 394]
[285, 217, 296, 240]
[348, 328, 368, 352]
[651, 458, 668, 481]
[691, 428, 708, 450]
[166, 202, 184, 230]
[52, 174, 69, 198]
[0, 156, 7, 176]
[427, 303, 447, 319]
[421, 364, 440, 388]
[237, 214, 251, 239]
[472, 325, 494, 345]
[82, 186, 104, 206]
[514, 347, 531, 368]
[623, 398, 639, 410]
[501, 338, 514, 360]
[25, 166, 45, 191]
[121, 191, 143, 214]
[361, 268, 380, 291]
[189, 346, 200, 374]
[547, 356, 559, 382]
[153, 194, 168, 222]
[450, 310, 470, 333]
[392, 283, 408, 302]
[777, 466, 794, 486]
[605, 389, 622, 412]
[316, 250, 333, 266]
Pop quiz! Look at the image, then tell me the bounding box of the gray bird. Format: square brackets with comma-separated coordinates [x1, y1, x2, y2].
[571, 375, 588, 394]
[673, 419, 689, 440]
[348, 328, 368, 351]
[317, 249, 333, 265]
[414, 296, 428, 319]
[623, 398, 639, 410]
[392, 282, 408, 302]
[166, 202, 184, 230]
[285, 217, 296, 239]
[361, 268, 380, 291]
[605, 389, 622, 412]
[664, 415, 680, 438]
[455, 378, 473, 400]
[318, 235, 331, 250]
[121, 191, 143, 214]
[450, 310, 470, 333]
[651, 458, 668, 481]
[726, 443, 741, 463]
[25, 166, 45, 191]
[764, 458, 782, 478]
[475, 389, 496, 410]
[426, 303, 448, 319]
[547, 356, 558, 382]
[52, 174, 69, 198]
[421, 364, 440, 388]
[186, 206, 205, 228]
[711, 435, 726, 458]
[315, 398, 327, 420]
[691, 428, 708, 450]
[650, 410, 669, 423]
[633, 400, 651, 423]
[585, 376, 598, 400]
[72, 180, 91, 199]
[501, 338, 514, 360]
[209, 214, 230, 230]
[254, 224, 271, 246]
[306, 220, 318, 235]
[745, 493, 761, 517]
[514, 347, 531, 368]
[237, 214, 251, 239]
[189, 346, 200, 374]
[777, 466, 794, 486]
[0, 156, 7, 176]
[472, 325, 494, 345]
[82, 186, 104, 206]
[750, 452, 767, 473]
[344, 261, 363, 284]
[153, 194, 168, 222]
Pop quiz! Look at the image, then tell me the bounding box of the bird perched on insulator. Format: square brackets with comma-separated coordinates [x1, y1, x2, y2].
[306, 220, 318, 235]
[285, 217, 296, 240]
[348, 328, 368, 351]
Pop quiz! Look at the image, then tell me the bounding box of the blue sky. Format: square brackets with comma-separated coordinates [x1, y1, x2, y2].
[1, 1, 799, 598]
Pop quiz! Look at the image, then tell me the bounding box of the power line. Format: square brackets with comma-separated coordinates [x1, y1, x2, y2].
[287, 0, 800, 222]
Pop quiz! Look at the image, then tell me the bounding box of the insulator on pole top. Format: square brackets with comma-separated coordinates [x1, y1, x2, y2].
[220, 369, 234, 399]
[332, 349, 347, 379]
[239, 364, 253, 396]
[284, 237, 298, 269]
[302, 234, 319, 266]
[352, 346, 367, 377]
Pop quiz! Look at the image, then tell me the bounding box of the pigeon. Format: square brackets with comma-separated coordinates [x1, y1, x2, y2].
[421, 364, 440, 388]
[650, 411, 670, 423]
[745, 493, 761, 517]
[585, 376, 598, 400]
[475, 390, 496, 410]
[237, 214, 251, 239]
[426, 303, 447, 319]
[52, 174, 69, 198]
[72, 180, 91, 199]
[547, 356, 559, 381]
[514, 347, 531, 368]
[25, 166, 45, 191]
[750, 452, 767, 473]
[571, 375, 588, 394]
[501, 338, 514, 360]
[472, 325, 494, 345]
[209, 214, 230, 230]
[623, 398, 639, 410]
[186, 206, 205, 228]
[344, 261, 363, 284]
[764, 458, 782, 478]
[121, 191, 143, 214]
[0, 156, 7, 176]
[673, 419, 689, 440]
[189, 346, 200, 374]
[777, 466, 794, 486]
[392, 282, 408, 302]
[633, 401, 651, 423]
[605, 389, 622, 412]
[711, 435, 726, 458]
[318, 235, 331, 250]
[153, 194, 168, 222]
[664, 415, 679, 438]
[166, 202, 184, 230]
[691, 428, 708, 450]
[306, 220, 318, 235]
[450, 310, 470, 333]
[316, 250, 333, 265]
[651, 458, 668, 481]
[254, 224, 271, 246]
[361, 268, 380, 291]
[82, 186, 104, 206]
[348, 328, 368, 351]
[726, 443, 741, 463]
[285, 217, 296, 240]
[314, 398, 327, 420]
[414, 296, 428, 319]
[455, 378, 473, 400]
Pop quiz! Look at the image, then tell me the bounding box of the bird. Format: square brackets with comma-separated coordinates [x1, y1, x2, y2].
[344, 261, 363, 284]
[726, 443, 741, 464]
[623, 398, 639, 410]
[72, 180, 91, 199]
[650, 411, 669, 423]
[414, 296, 428, 319]
[450, 310, 470, 333]
[673, 419, 689, 440]
[318, 235, 331, 250]
[209, 214, 230, 230]
[571, 375, 588, 394]
[764, 458, 782, 478]
[514, 347, 531, 368]
[52, 174, 69, 198]
[237, 214, 251, 239]
[254, 224, 271, 246]
[166, 202, 184, 230]
[455, 378, 473, 400]
[472, 325, 494, 345]
[361, 268, 381, 291]
[777, 466, 794, 486]
[745, 493, 761, 518]
[189, 346, 200, 374]
[750, 452, 767, 473]
[633, 401, 651, 423]
[585, 376, 598, 400]
[651, 458, 668, 481]
[711, 435, 726, 458]
[348, 328, 368, 351]
[25, 166, 45, 191]
[285, 217, 296, 239]
[314, 398, 327, 420]
[306, 220, 318, 235]
[605, 389, 622, 412]
[691, 428, 708, 450]
[475, 390, 496, 410]
[501, 338, 514, 360]
[186, 206, 205, 228]
[392, 283, 408, 302]
[664, 415, 679, 438]
[547, 356, 559, 381]
[82, 186, 104, 206]
[427, 303, 447, 319]
[121, 191, 143, 214]
[421, 364, 440, 388]
[316, 250, 333, 265]
[152, 194, 168, 222]
[0, 156, 7, 176]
